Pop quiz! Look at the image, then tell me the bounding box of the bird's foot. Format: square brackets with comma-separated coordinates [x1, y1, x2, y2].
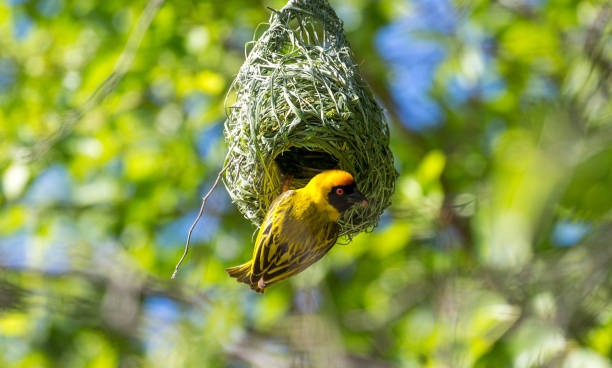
[282, 174, 294, 193]
[257, 277, 266, 291]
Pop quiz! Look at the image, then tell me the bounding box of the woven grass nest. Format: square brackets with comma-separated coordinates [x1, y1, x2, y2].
[223, 0, 396, 237]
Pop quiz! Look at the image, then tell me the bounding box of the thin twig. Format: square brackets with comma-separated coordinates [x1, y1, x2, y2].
[171, 162, 231, 279]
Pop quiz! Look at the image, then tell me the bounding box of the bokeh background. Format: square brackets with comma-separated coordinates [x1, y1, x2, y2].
[1, 0, 612, 367]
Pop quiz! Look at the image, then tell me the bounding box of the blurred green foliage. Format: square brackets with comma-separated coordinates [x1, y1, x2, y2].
[1, 0, 612, 367]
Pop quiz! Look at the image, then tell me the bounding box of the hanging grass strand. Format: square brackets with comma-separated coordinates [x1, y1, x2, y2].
[171, 162, 231, 279]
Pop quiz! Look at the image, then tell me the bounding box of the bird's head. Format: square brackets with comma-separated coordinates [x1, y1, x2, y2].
[305, 170, 368, 213]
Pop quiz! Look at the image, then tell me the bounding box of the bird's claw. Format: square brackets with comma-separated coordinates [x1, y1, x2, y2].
[257, 277, 266, 290]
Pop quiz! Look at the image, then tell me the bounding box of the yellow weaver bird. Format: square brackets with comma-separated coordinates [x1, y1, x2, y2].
[226, 170, 368, 293]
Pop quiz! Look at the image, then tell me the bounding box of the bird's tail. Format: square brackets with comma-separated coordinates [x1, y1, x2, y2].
[225, 262, 265, 293]
[225, 262, 252, 284]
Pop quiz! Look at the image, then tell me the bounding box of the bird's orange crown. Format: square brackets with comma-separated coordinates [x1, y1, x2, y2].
[305, 170, 355, 193]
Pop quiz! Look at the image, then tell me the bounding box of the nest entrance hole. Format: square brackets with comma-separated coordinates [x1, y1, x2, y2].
[275, 147, 339, 180]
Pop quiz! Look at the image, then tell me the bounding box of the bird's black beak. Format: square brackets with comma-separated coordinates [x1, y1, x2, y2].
[348, 189, 368, 207]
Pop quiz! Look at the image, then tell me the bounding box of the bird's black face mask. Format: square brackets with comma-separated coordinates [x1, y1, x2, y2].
[328, 183, 368, 213]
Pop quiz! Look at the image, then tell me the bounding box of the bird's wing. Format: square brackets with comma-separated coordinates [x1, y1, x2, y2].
[262, 221, 339, 285]
[250, 190, 295, 280]
[250, 193, 339, 285]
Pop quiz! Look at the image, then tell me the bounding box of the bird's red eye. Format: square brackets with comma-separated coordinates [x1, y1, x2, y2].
[336, 188, 344, 195]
